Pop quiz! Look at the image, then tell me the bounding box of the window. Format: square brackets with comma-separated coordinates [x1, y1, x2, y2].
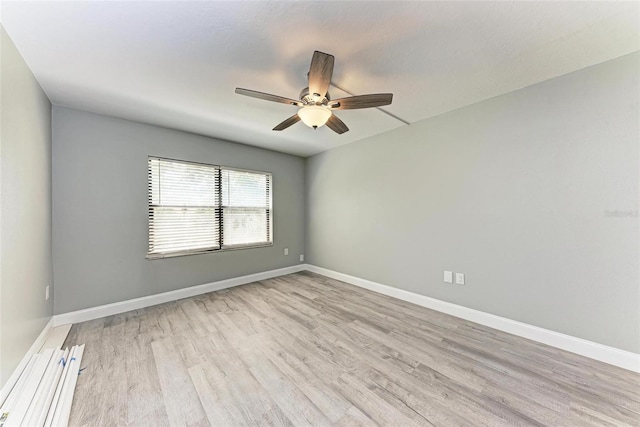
[147, 157, 272, 258]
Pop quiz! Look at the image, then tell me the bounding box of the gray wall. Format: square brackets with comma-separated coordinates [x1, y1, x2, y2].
[0, 26, 54, 385]
[52, 107, 305, 314]
[306, 52, 640, 353]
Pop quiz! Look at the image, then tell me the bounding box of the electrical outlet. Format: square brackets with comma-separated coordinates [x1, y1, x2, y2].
[300, 254, 304, 262]
[284, 248, 289, 256]
[455, 273, 465, 285]
[444, 271, 453, 283]
[45, 285, 50, 300]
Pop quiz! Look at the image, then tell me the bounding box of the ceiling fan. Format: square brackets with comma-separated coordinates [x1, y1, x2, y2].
[235, 51, 393, 134]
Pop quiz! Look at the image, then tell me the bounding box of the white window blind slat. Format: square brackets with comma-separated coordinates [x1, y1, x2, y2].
[222, 169, 271, 208]
[148, 157, 272, 258]
[223, 208, 270, 247]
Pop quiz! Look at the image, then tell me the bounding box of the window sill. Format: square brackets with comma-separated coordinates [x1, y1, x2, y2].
[146, 242, 273, 260]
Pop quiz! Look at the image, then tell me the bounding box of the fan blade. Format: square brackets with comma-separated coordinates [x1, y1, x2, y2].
[329, 93, 393, 110]
[308, 51, 334, 99]
[326, 114, 349, 134]
[273, 114, 301, 131]
[235, 88, 301, 106]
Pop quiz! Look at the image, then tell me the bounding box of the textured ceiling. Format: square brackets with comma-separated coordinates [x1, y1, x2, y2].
[1, 1, 638, 157]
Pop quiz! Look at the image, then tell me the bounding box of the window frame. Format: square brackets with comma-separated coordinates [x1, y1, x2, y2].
[147, 156, 273, 259]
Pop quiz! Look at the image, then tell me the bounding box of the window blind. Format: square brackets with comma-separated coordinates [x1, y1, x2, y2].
[148, 157, 272, 258]
[222, 169, 272, 247]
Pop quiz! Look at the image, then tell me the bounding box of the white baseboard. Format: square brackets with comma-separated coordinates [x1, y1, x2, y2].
[47, 262, 639, 373]
[39, 324, 72, 351]
[52, 264, 305, 327]
[0, 317, 54, 406]
[305, 264, 640, 373]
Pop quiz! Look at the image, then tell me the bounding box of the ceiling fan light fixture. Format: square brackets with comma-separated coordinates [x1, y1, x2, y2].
[298, 105, 331, 129]
[235, 50, 392, 134]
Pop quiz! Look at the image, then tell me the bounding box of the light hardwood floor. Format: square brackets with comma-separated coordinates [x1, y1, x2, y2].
[64, 272, 640, 426]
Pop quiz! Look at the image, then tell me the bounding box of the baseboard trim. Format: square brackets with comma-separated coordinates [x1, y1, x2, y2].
[305, 264, 640, 373]
[52, 264, 306, 327]
[0, 317, 54, 406]
[47, 263, 640, 373]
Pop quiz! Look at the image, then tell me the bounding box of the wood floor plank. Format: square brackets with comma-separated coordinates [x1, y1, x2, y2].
[260, 338, 353, 422]
[151, 336, 208, 426]
[332, 372, 421, 427]
[188, 363, 246, 426]
[197, 325, 293, 426]
[64, 272, 640, 427]
[126, 357, 168, 424]
[215, 312, 333, 427]
[334, 406, 376, 427]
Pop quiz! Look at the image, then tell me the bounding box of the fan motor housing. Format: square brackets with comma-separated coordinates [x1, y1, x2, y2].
[299, 87, 330, 105]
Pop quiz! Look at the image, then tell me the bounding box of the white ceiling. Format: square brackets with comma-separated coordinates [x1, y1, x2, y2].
[1, 1, 638, 157]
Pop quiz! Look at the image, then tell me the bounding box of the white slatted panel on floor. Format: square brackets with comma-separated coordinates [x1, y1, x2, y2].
[0, 345, 84, 427]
